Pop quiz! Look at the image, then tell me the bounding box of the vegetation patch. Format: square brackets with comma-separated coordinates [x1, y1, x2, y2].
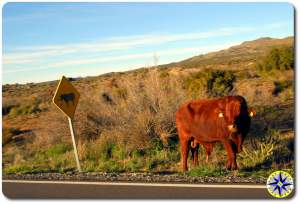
[184, 70, 236, 98]
[8, 103, 41, 116]
[272, 80, 293, 96]
[256, 46, 294, 74]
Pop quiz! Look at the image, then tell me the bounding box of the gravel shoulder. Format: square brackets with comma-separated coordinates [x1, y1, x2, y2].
[3, 172, 266, 184]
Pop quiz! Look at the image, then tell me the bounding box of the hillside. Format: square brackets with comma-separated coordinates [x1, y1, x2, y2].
[159, 36, 293, 70]
[2, 36, 294, 178]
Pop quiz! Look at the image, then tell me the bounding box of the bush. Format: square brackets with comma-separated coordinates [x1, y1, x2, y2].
[239, 142, 274, 168]
[5, 165, 35, 174]
[273, 80, 293, 96]
[82, 132, 117, 162]
[98, 70, 186, 151]
[46, 144, 72, 157]
[159, 70, 169, 78]
[238, 129, 279, 169]
[256, 46, 294, 73]
[184, 70, 236, 98]
[9, 104, 41, 116]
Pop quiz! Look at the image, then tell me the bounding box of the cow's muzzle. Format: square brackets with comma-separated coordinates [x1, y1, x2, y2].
[228, 124, 237, 132]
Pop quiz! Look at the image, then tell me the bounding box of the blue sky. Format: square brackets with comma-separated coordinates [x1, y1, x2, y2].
[2, 2, 294, 84]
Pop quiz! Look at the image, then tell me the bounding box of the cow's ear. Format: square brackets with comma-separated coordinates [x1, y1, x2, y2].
[248, 108, 256, 117]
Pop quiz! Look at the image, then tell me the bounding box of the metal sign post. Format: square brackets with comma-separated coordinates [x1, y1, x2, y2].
[53, 76, 82, 172]
[68, 117, 82, 172]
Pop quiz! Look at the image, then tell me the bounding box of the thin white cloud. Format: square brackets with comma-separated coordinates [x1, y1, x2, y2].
[266, 21, 290, 29]
[3, 26, 254, 67]
[3, 49, 75, 65]
[3, 42, 239, 74]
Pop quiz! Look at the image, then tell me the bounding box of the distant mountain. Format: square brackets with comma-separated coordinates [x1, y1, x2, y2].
[159, 36, 294, 70]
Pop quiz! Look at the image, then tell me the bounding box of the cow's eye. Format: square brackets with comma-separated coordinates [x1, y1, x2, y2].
[218, 112, 224, 118]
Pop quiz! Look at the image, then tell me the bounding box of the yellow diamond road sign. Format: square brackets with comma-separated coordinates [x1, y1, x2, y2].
[53, 76, 80, 119]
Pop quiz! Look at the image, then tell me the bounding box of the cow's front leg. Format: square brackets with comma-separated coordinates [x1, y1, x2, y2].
[223, 140, 237, 170]
[180, 138, 189, 172]
[204, 143, 213, 163]
[205, 153, 209, 163]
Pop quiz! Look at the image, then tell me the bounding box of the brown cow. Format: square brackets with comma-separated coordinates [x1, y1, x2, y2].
[175, 95, 255, 171]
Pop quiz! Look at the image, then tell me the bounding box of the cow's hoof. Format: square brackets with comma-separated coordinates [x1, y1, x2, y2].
[226, 162, 232, 170]
[231, 166, 237, 170]
[231, 162, 238, 170]
[225, 164, 238, 171]
[225, 165, 238, 171]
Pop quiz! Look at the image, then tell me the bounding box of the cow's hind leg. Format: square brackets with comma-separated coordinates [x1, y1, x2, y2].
[191, 141, 199, 167]
[223, 140, 237, 170]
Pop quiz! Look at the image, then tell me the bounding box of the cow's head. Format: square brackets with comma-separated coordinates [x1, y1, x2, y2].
[217, 96, 255, 152]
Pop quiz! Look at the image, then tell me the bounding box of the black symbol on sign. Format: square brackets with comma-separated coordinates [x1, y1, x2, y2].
[60, 93, 75, 106]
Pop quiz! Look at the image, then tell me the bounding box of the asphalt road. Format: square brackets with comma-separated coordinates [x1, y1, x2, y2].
[2, 180, 277, 199]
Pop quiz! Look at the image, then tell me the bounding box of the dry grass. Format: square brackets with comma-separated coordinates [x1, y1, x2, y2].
[73, 69, 187, 153]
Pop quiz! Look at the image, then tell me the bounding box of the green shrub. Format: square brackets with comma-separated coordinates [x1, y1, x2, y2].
[28, 144, 75, 172]
[238, 129, 280, 169]
[239, 142, 274, 168]
[46, 144, 72, 157]
[5, 165, 35, 174]
[83, 134, 117, 162]
[125, 159, 146, 172]
[9, 104, 41, 116]
[256, 46, 294, 73]
[184, 70, 236, 98]
[97, 160, 125, 173]
[273, 80, 293, 96]
[100, 139, 116, 161]
[112, 146, 126, 160]
[131, 149, 145, 158]
[145, 149, 179, 171]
